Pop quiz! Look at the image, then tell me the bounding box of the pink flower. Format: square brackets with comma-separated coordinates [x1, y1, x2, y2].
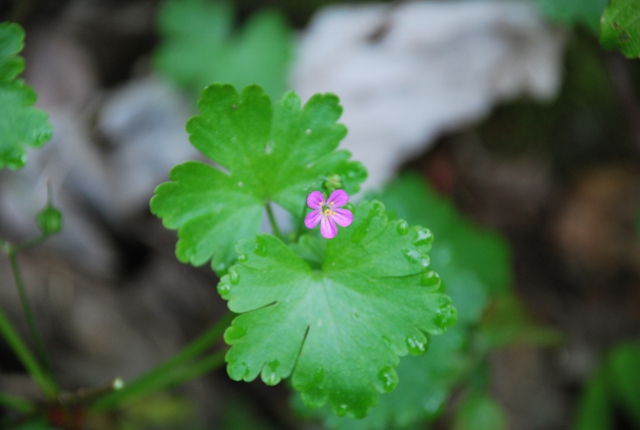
[304, 190, 353, 239]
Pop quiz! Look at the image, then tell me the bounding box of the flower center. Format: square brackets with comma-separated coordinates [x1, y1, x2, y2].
[322, 204, 334, 217]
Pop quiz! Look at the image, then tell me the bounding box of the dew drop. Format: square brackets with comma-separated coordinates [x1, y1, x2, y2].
[305, 128, 312, 134]
[435, 305, 458, 328]
[406, 334, 428, 355]
[403, 249, 430, 267]
[377, 366, 398, 393]
[215, 262, 227, 274]
[261, 361, 282, 386]
[397, 220, 409, 235]
[347, 170, 356, 178]
[237, 181, 244, 187]
[217, 281, 231, 298]
[228, 269, 240, 285]
[412, 228, 434, 246]
[421, 270, 441, 290]
[337, 404, 349, 417]
[265, 141, 274, 154]
[237, 253, 247, 263]
[112, 378, 124, 390]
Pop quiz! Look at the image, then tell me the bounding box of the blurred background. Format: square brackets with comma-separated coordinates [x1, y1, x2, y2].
[1, 0, 640, 428]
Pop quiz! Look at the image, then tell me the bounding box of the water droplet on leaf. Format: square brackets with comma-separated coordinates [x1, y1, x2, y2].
[261, 361, 282, 386]
[412, 228, 434, 247]
[237, 181, 244, 187]
[397, 220, 409, 235]
[435, 305, 458, 328]
[403, 249, 430, 267]
[228, 269, 240, 285]
[337, 404, 349, 417]
[217, 282, 231, 298]
[215, 262, 227, 274]
[237, 253, 247, 263]
[377, 366, 398, 393]
[421, 270, 441, 290]
[406, 334, 429, 355]
[305, 129, 312, 134]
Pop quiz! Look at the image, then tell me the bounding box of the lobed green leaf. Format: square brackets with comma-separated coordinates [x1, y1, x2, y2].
[150, 84, 366, 274]
[218, 200, 455, 418]
[0, 22, 52, 170]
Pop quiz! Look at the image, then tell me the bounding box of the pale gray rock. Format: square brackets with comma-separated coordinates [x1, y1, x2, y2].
[97, 76, 197, 219]
[291, 0, 566, 190]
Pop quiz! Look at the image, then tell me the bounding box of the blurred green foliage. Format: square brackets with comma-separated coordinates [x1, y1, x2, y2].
[0, 22, 52, 170]
[600, 0, 640, 58]
[574, 343, 640, 430]
[534, 0, 608, 33]
[453, 392, 507, 430]
[297, 173, 556, 429]
[154, 0, 293, 100]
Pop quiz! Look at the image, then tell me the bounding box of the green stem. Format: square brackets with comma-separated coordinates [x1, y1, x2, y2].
[0, 306, 57, 399]
[13, 233, 49, 253]
[266, 203, 283, 240]
[0, 392, 35, 413]
[0, 237, 9, 252]
[90, 312, 233, 411]
[7, 248, 56, 390]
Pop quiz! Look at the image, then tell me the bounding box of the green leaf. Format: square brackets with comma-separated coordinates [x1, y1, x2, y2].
[608, 343, 640, 426]
[218, 200, 456, 418]
[302, 174, 506, 429]
[0, 22, 52, 170]
[369, 173, 511, 296]
[600, 0, 640, 58]
[150, 84, 365, 274]
[453, 393, 507, 430]
[534, 0, 608, 33]
[154, 0, 293, 99]
[317, 327, 468, 430]
[572, 366, 613, 430]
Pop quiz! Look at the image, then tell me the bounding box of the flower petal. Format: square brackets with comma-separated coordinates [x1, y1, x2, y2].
[320, 216, 338, 239]
[307, 191, 325, 208]
[332, 208, 353, 227]
[327, 189, 349, 207]
[305, 209, 323, 229]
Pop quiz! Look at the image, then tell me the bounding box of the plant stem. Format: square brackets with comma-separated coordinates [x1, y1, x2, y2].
[7, 247, 56, 390]
[90, 312, 234, 411]
[0, 306, 57, 399]
[266, 202, 283, 239]
[0, 392, 35, 413]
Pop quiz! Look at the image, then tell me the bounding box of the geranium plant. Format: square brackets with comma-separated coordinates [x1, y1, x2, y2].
[150, 83, 457, 418]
